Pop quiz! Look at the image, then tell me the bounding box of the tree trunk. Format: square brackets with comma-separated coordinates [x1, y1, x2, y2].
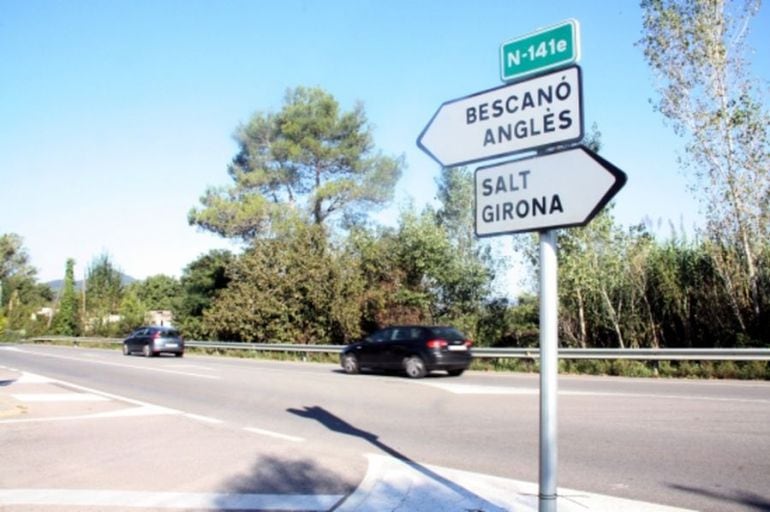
[576, 287, 587, 349]
[601, 287, 624, 349]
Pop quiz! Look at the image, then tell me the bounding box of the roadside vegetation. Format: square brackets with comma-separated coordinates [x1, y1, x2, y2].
[2, 2, 768, 380]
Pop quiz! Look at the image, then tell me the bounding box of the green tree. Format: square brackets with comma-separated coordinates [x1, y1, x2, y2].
[477, 295, 539, 347]
[344, 224, 429, 330]
[85, 254, 124, 335]
[1, 234, 36, 284]
[176, 250, 234, 339]
[345, 205, 493, 336]
[189, 86, 403, 240]
[640, 0, 770, 338]
[557, 208, 633, 348]
[643, 236, 726, 347]
[1, 234, 52, 337]
[179, 251, 233, 316]
[132, 275, 182, 312]
[118, 287, 146, 334]
[51, 259, 80, 336]
[436, 167, 476, 253]
[204, 223, 363, 344]
[434, 166, 497, 324]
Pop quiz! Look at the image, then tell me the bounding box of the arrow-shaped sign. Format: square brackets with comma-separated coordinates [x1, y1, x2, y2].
[418, 66, 583, 168]
[474, 145, 626, 237]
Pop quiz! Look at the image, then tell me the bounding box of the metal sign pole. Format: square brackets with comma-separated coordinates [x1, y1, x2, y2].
[539, 228, 558, 512]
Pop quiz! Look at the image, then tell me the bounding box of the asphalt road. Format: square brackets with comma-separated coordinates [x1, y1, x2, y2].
[1, 344, 769, 512]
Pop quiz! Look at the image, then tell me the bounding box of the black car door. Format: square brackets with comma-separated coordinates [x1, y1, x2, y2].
[386, 327, 421, 368]
[130, 328, 147, 351]
[358, 328, 393, 368]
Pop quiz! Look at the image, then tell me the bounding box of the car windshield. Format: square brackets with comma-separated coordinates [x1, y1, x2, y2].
[427, 327, 465, 341]
[157, 329, 180, 338]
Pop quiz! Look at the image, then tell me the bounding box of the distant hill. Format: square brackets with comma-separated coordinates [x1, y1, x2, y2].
[46, 273, 137, 294]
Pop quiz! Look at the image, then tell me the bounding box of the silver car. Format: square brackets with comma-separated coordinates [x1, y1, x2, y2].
[122, 326, 184, 357]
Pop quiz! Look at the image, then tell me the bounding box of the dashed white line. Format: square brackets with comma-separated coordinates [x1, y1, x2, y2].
[184, 413, 224, 425]
[243, 426, 305, 443]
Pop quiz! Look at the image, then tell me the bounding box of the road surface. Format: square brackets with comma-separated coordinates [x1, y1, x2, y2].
[1, 344, 768, 511]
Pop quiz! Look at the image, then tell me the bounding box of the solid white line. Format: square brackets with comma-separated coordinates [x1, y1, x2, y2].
[0, 489, 343, 510]
[243, 426, 305, 443]
[418, 381, 770, 404]
[559, 390, 770, 405]
[10, 348, 220, 380]
[418, 382, 538, 395]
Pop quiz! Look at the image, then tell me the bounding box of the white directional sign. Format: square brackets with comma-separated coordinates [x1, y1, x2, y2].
[418, 66, 583, 168]
[475, 146, 626, 236]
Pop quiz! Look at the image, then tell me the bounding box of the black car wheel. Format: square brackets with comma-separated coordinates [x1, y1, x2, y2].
[122, 344, 130, 356]
[342, 354, 359, 374]
[447, 369, 465, 377]
[143, 344, 153, 357]
[404, 356, 427, 379]
[175, 352, 184, 358]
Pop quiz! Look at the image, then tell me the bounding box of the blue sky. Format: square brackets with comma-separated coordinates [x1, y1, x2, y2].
[2, 0, 769, 291]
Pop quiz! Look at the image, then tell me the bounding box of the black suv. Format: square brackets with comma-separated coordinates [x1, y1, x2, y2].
[122, 326, 184, 357]
[340, 325, 472, 378]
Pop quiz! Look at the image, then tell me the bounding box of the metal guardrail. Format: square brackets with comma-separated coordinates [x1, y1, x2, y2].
[19, 336, 770, 361]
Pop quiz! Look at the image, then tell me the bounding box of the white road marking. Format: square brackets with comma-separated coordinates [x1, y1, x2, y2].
[1, 371, 231, 430]
[419, 381, 770, 404]
[16, 372, 52, 383]
[559, 389, 770, 404]
[336, 453, 696, 512]
[17, 372, 176, 408]
[184, 413, 224, 424]
[173, 364, 216, 371]
[0, 404, 178, 424]
[0, 371, 182, 425]
[11, 393, 109, 402]
[243, 426, 305, 443]
[0, 489, 343, 510]
[418, 382, 538, 395]
[9, 348, 220, 380]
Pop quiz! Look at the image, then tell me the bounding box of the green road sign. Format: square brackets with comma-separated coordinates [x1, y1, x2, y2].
[500, 19, 580, 82]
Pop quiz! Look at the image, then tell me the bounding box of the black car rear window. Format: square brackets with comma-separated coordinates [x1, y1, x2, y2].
[154, 329, 180, 338]
[427, 327, 465, 340]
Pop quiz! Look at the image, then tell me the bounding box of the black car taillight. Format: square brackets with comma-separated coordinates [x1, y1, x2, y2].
[426, 339, 448, 349]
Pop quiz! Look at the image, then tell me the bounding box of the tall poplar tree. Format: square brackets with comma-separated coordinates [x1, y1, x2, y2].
[640, 0, 770, 335]
[85, 254, 124, 333]
[51, 259, 80, 336]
